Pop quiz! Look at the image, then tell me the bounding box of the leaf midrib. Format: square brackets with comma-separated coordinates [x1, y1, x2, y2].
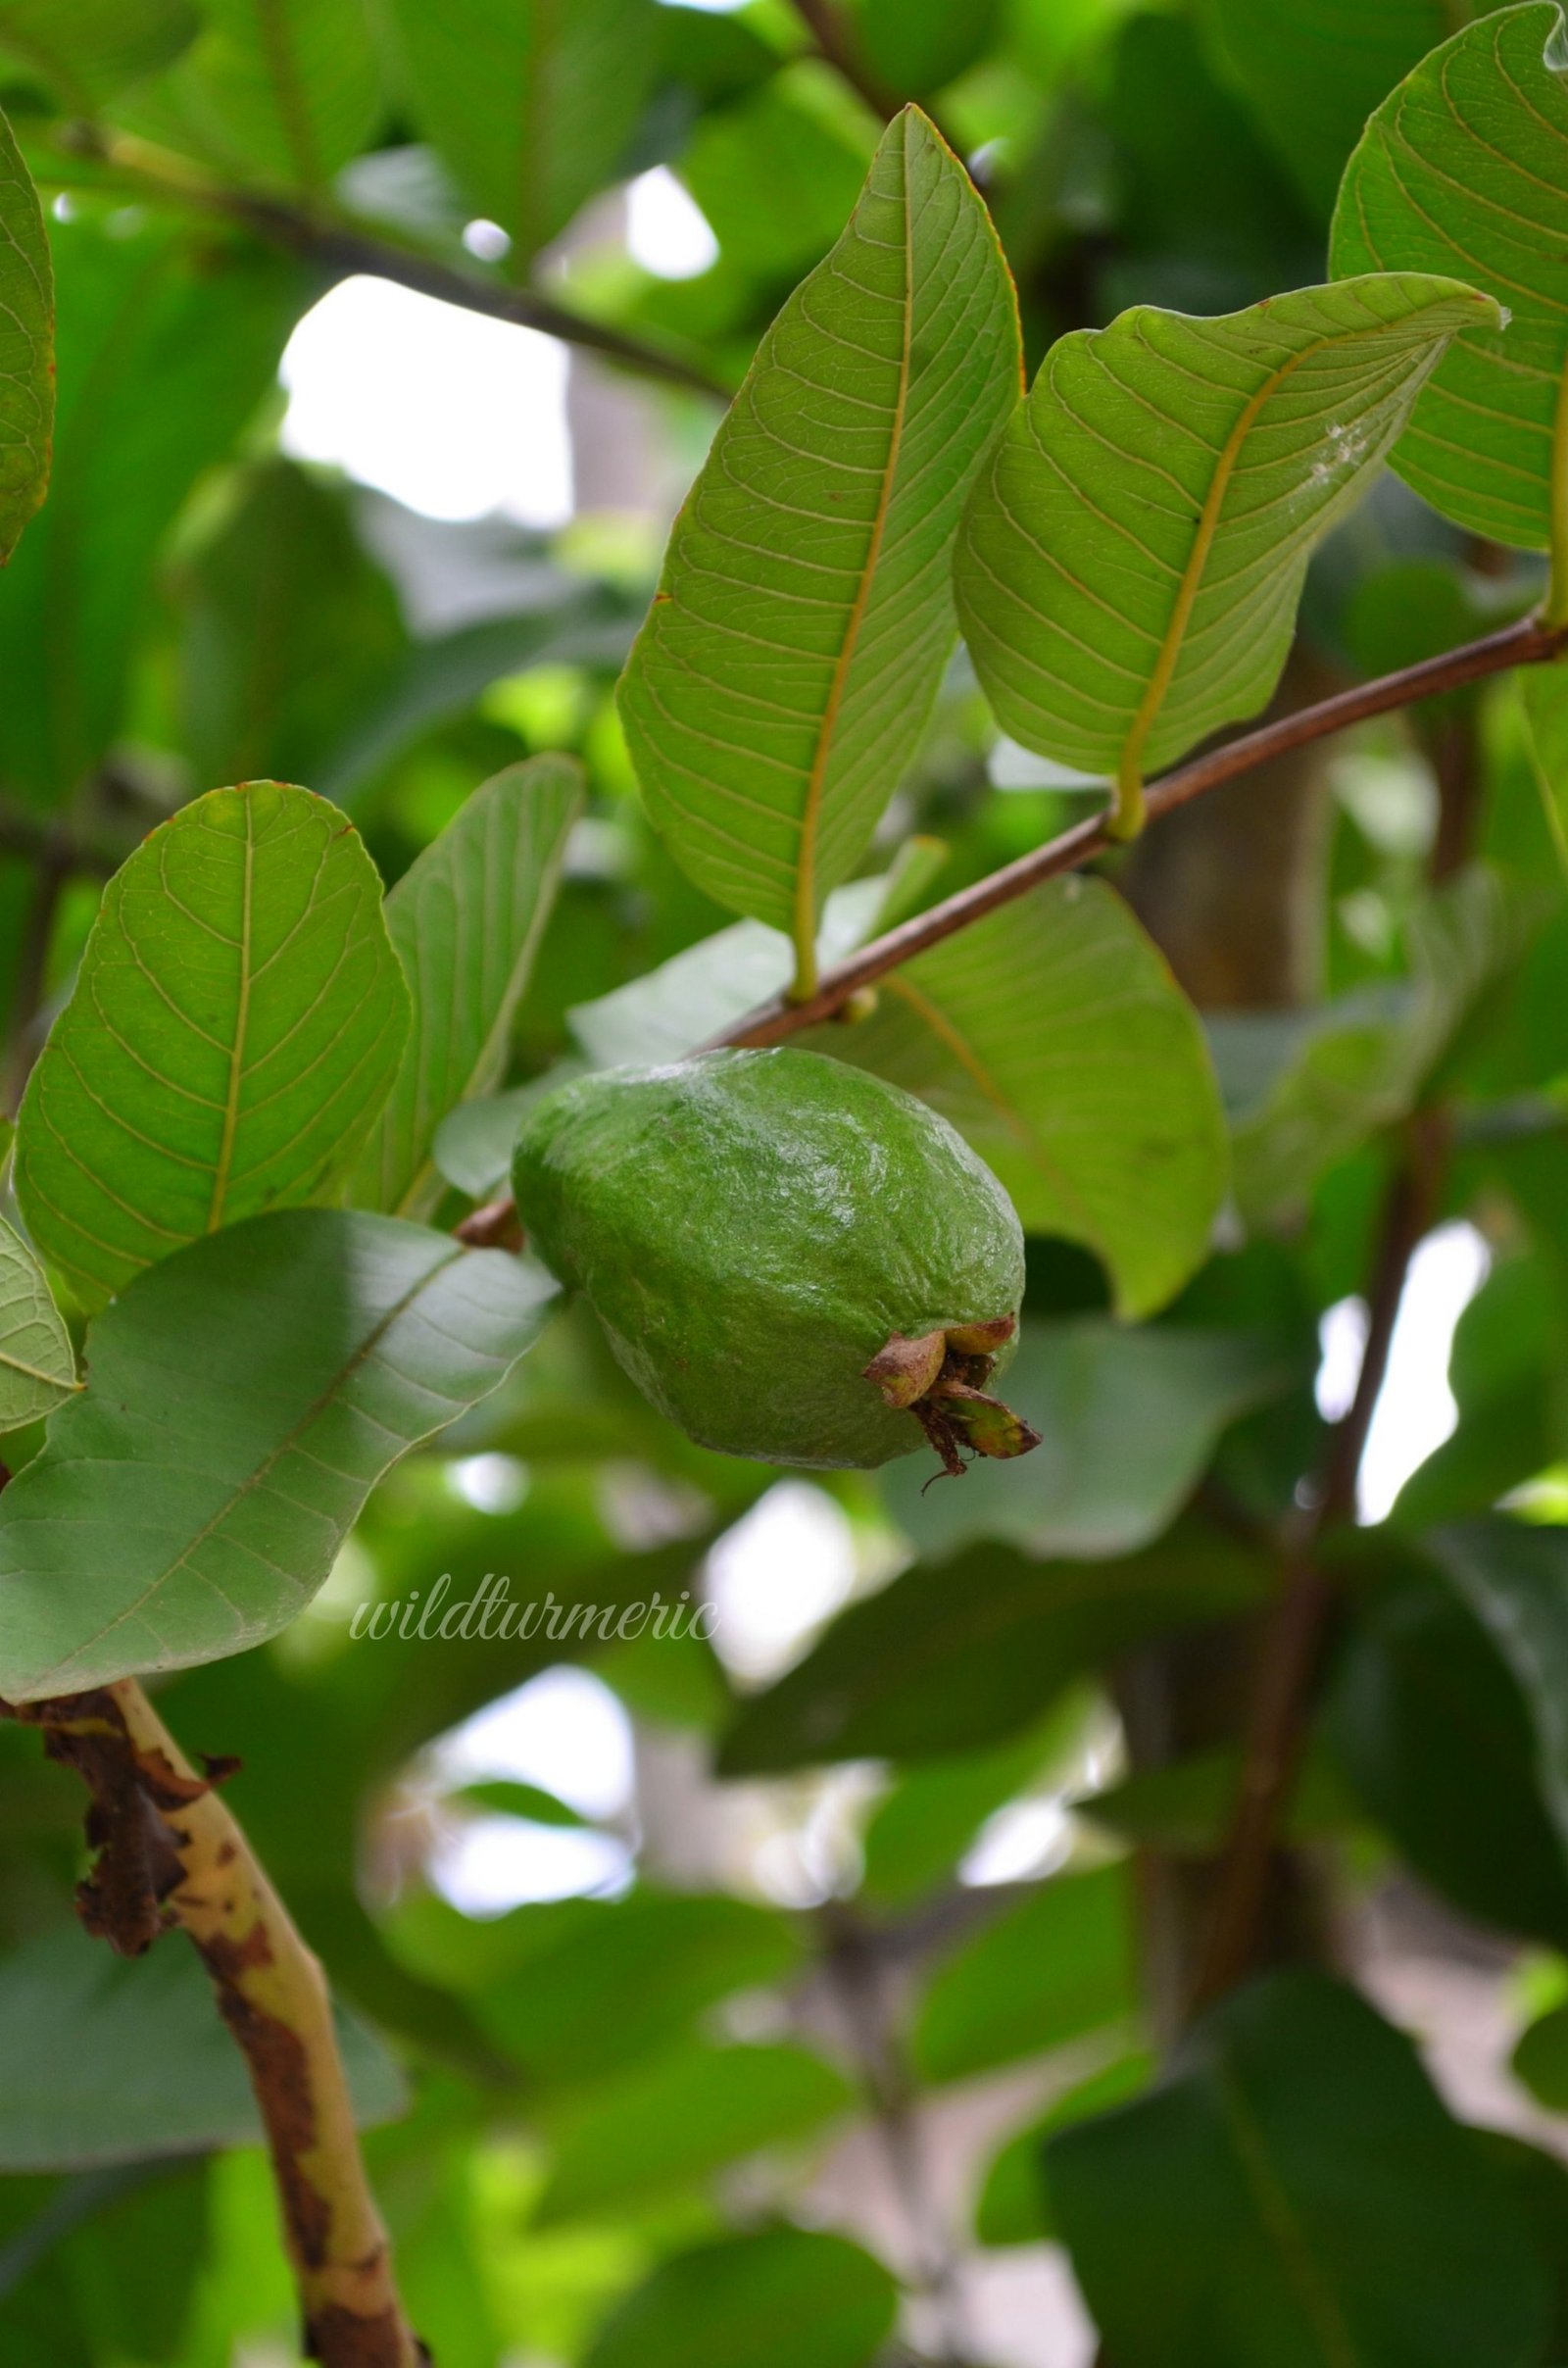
[207, 793, 256, 1232]
[1213, 2054, 1362, 2368]
[29, 1239, 468, 1691]
[1116, 324, 1361, 799]
[791, 121, 916, 969]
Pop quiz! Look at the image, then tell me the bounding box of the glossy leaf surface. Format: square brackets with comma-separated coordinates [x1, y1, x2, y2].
[353, 755, 583, 1218]
[619, 106, 1020, 950]
[0, 1209, 557, 1697]
[17, 783, 409, 1310]
[956, 275, 1492, 796]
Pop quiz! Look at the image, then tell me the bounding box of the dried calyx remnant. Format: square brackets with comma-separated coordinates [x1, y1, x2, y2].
[863, 1312, 1041, 1479]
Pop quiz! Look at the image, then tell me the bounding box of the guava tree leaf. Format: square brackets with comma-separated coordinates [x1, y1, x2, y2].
[583, 2228, 898, 2368]
[913, 1866, 1138, 2084]
[0, 1925, 403, 2170]
[431, 1071, 572, 1204]
[351, 755, 584, 1219]
[316, 591, 639, 812]
[456, 1893, 804, 2087]
[120, 0, 382, 192]
[1519, 663, 1568, 885]
[379, 0, 658, 263]
[1200, 0, 1481, 218]
[1326, 1545, 1568, 1949]
[0, 1215, 77, 1433]
[1429, 1518, 1568, 1857]
[977, 2049, 1152, 2246]
[859, 1717, 1077, 1909]
[956, 275, 1494, 808]
[717, 1533, 1268, 1773]
[618, 105, 1021, 952]
[0, 0, 196, 105]
[811, 879, 1228, 1319]
[1049, 1971, 1549, 2368]
[1330, 4, 1568, 549]
[535, 2043, 854, 2224]
[881, 1318, 1288, 1561]
[177, 456, 409, 791]
[0, 218, 299, 806]
[0, 105, 52, 566]
[0, 1208, 558, 1699]
[16, 782, 410, 1312]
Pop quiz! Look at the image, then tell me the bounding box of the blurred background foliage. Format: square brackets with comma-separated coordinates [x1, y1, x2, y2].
[5, 1, 1568, 2363]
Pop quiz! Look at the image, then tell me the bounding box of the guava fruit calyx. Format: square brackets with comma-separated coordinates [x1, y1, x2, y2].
[862, 1315, 1041, 1482]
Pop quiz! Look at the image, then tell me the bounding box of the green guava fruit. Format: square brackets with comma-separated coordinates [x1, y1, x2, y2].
[512, 1047, 1039, 1472]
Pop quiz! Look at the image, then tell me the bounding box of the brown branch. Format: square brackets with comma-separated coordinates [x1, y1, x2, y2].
[1187, 1110, 1451, 2014]
[457, 611, 1565, 1242]
[5, 1680, 423, 2368]
[54, 123, 732, 407]
[727, 614, 1565, 1045]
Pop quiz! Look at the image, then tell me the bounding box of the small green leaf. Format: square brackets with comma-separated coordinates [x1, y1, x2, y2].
[1514, 2002, 1568, 2112]
[0, 1215, 76, 1433]
[1519, 664, 1568, 886]
[914, 1865, 1137, 2085]
[859, 1716, 1080, 1909]
[976, 2048, 1152, 2246]
[0, 1924, 403, 2170]
[1429, 1517, 1568, 1856]
[813, 880, 1228, 1319]
[619, 106, 1021, 980]
[454, 1777, 589, 1829]
[177, 456, 409, 791]
[0, 0, 196, 106]
[0, 1208, 558, 1699]
[583, 2228, 898, 2368]
[956, 274, 1494, 829]
[535, 2043, 854, 2224]
[1050, 1971, 1549, 2368]
[121, 0, 383, 192]
[717, 1532, 1268, 1773]
[352, 755, 584, 1218]
[468, 1892, 804, 2088]
[1330, 4, 1568, 552]
[379, 0, 659, 263]
[17, 782, 411, 1311]
[1327, 1542, 1568, 1949]
[0, 104, 52, 565]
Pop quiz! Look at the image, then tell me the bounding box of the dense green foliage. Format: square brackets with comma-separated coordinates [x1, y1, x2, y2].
[4, 3, 1568, 2366]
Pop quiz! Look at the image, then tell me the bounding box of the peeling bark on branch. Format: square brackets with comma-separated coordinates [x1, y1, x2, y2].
[3, 1681, 424, 2368]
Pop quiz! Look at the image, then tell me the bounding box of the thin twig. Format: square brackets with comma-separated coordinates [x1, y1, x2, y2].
[3, 1678, 424, 2368]
[816, 1902, 969, 2364]
[1187, 1110, 1451, 2015]
[55, 123, 733, 406]
[727, 614, 1565, 1045]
